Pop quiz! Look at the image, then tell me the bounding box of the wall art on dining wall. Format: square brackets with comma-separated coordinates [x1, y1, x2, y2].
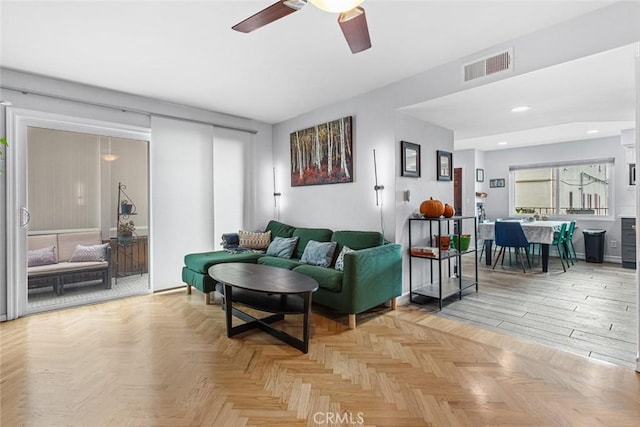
[401, 140, 420, 178]
[290, 116, 353, 186]
[489, 178, 505, 188]
[436, 150, 452, 181]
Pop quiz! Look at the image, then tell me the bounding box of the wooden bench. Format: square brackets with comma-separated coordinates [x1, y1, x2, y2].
[28, 231, 112, 295]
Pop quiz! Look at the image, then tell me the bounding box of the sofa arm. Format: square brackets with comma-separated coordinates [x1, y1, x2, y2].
[341, 243, 402, 314]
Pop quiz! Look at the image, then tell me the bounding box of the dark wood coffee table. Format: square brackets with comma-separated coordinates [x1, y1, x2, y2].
[208, 263, 319, 353]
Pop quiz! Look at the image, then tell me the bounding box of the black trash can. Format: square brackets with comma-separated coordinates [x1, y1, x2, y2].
[583, 229, 606, 263]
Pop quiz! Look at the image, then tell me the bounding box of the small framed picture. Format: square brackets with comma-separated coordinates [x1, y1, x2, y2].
[476, 168, 484, 182]
[490, 178, 505, 188]
[401, 141, 420, 178]
[629, 163, 636, 186]
[436, 150, 452, 181]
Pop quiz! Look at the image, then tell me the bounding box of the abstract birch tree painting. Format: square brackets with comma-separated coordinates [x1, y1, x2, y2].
[290, 116, 353, 186]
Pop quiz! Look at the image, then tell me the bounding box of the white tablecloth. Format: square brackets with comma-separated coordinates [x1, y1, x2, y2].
[478, 220, 570, 245]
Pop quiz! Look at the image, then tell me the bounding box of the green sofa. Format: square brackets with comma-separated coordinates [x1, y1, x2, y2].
[182, 220, 402, 328]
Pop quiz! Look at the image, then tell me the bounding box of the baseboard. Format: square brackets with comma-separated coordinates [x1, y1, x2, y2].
[396, 292, 411, 306]
[0, 314, 6, 322]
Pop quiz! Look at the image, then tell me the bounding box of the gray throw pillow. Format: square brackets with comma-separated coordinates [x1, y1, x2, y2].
[28, 246, 58, 267]
[301, 240, 337, 267]
[266, 236, 299, 259]
[69, 243, 110, 262]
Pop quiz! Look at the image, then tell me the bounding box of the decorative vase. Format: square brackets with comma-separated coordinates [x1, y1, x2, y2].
[118, 233, 133, 244]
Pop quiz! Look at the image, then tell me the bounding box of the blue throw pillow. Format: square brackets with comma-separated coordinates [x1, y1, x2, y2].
[266, 236, 299, 259]
[300, 240, 337, 267]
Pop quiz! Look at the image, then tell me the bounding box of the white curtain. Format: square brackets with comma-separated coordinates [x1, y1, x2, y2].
[213, 127, 252, 250]
[150, 116, 215, 291]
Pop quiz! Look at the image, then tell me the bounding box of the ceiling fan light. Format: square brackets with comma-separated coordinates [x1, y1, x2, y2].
[309, 0, 365, 13]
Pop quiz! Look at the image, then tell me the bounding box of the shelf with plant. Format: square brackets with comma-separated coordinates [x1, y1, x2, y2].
[117, 220, 136, 243]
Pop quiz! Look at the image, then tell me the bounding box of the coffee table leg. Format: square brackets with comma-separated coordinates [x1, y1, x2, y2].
[302, 291, 312, 353]
[224, 284, 233, 338]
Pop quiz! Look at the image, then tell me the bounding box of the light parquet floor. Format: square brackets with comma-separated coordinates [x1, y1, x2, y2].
[1, 288, 639, 426]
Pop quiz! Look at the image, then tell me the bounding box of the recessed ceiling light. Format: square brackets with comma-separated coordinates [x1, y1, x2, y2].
[497, 141, 508, 145]
[510, 105, 530, 113]
[586, 129, 599, 134]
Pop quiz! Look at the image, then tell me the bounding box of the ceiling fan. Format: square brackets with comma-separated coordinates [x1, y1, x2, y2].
[232, 0, 372, 54]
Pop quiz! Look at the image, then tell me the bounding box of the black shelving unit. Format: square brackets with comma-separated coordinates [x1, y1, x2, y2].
[408, 216, 478, 309]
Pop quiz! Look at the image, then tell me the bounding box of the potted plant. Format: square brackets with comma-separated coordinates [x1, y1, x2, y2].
[118, 220, 136, 243]
[120, 200, 133, 214]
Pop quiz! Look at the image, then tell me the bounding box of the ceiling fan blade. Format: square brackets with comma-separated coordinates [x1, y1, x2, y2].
[338, 7, 371, 54]
[232, 1, 303, 33]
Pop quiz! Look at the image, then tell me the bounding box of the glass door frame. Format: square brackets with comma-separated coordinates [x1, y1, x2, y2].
[6, 108, 151, 319]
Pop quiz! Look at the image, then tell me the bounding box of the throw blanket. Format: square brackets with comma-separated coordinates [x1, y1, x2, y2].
[221, 233, 239, 249]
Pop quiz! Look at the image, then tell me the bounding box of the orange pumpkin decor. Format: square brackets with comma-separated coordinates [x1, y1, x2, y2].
[443, 204, 455, 218]
[420, 197, 445, 218]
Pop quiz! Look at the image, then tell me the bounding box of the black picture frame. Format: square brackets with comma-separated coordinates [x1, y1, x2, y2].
[476, 168, 484, 182]
[401, 141, 420, 177]
[436, 150, 452, 181]
[490, 178, 505, 188]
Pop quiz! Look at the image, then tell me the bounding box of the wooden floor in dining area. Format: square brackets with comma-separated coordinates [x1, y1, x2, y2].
[1, 285, 639, 426]
[418, 256, 638, 369]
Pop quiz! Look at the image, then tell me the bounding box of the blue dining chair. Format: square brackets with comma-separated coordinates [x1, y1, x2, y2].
[492, 221, 530, 273]
[478, 218, 503, 262]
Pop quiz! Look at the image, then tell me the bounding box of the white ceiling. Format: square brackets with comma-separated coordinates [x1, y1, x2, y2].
[402, 43, 638, 151]
[0, 0, 627, 131]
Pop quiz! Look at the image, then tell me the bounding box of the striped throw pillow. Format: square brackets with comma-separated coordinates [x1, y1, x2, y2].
[238, 230, 271, 249]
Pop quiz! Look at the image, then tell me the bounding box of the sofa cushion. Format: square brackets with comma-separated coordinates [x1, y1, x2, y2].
[265, 220, 297, 239]
[28, 234, 59, 256]
[239, 230, 271, 249]
[301, 240, 337, 267]
[28, 261, 108, 276]
[57, 231, 103, 262]
[293, 265, 343, 292]
[28, 246, 58, 267]
[292, 227, 333, 259]
[257, 256, 303, 270]
[266, 236, 299, 258]
[184, 251, 262, 274]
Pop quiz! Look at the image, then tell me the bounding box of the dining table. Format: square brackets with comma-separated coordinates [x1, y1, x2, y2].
[478, 219, 572, 272]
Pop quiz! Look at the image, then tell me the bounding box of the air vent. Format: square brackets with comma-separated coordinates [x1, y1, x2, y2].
[463, 48, 513, 83]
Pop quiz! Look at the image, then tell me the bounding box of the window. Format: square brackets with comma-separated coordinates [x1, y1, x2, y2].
[512, 159, 612, 217]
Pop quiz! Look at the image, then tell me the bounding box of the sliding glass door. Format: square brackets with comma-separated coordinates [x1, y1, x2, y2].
[6, 108, 151, 317]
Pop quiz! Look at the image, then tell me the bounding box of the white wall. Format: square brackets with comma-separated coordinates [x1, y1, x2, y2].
[452, 149, 477, 218]
[273, 101, 396, 237]
[481, 136, 633, 262]
[395, 113, 454, 293]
